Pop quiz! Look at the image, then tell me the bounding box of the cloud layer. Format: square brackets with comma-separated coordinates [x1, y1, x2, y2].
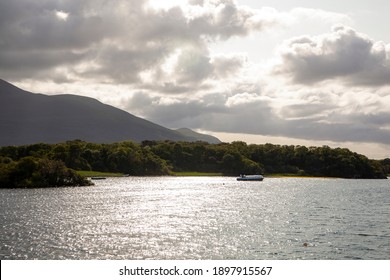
[273, 25, 390, 86]
[0, 0, 280, 83]
[1, 0, 389, 152]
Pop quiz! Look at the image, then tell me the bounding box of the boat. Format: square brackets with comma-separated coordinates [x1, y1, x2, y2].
[236, 174, 264, 181]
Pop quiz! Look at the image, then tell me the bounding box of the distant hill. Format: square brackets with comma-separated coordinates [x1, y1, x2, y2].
[0, 79, 220, 146]
[175, 128, 221, 144]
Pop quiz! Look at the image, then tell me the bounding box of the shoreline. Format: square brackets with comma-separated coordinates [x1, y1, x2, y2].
[75, 170, 388, 179]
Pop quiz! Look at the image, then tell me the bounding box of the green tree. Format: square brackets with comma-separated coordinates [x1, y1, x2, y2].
[0, 157, 92, 188]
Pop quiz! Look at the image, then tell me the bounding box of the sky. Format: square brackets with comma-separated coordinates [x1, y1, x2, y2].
[1, 0, 389, 159]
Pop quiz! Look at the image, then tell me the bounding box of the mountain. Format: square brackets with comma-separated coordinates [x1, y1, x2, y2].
[175, 128, 221, 144]
[0, 79, 220, 146]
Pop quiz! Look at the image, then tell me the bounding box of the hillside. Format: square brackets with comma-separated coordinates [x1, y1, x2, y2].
[175, 128, 221, 144]
[0, 79, 219, 146]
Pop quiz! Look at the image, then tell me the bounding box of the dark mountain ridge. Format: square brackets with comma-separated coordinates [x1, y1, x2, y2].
[0, 79, 220, 146]
[175, 128, 221, 144]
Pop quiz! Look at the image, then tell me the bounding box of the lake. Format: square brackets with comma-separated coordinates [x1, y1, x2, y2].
[0, 177, 389, 260]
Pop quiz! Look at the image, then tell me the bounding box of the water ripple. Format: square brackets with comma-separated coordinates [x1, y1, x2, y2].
[1, 177, 389, 259]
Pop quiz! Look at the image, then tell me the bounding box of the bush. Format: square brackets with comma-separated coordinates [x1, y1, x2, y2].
[0, 157, 92, 188]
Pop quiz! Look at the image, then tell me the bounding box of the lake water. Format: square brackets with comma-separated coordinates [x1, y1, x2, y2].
[0, 177, 389, 260]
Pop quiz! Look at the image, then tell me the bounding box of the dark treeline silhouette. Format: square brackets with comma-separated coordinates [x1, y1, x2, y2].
[144, 140, 387, 178]
[0, 156, 92, 188]
[0, 140, 387, 187]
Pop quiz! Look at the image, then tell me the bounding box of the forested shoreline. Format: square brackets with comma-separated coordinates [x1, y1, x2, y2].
[0, 140, 388, 187]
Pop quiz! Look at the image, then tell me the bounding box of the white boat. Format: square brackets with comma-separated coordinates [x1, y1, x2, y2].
[237, 174, 264, 181]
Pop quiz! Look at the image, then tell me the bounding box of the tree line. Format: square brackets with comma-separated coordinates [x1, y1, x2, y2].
[0, 156, 92, 188]
[143, 140, 387, 178]
[0, 140, 388, 188]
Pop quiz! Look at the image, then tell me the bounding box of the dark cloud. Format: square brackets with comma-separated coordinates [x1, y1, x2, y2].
[0, 0, 277, 85]
[125, 89, 390, 145]
[127, 92, 224, 128]
[129, 49, 250, 94]
[0, 0, 133, 82]
[175, 49, 214, 84]
[273, 25, 390, 86]
[284, 116, 390, 144]
[280, 103, 334, 119]
[0, 0, 124, 51]
[211, 54, 247, 78]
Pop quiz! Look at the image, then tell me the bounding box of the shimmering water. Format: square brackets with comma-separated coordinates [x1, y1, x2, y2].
[1, 177, 389, 259]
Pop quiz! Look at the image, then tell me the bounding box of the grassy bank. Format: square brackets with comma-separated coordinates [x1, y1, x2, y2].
[78, 170, 223, 177]
[265, 173, 337, 178]
[76, 170, 124, 178]
[76, 170, 381, 179]
[171, 171, 223, 176]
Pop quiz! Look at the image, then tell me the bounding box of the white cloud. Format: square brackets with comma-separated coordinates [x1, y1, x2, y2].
[0, 0, 288, 86]
[273, 25, 390, 86]
[225, 92, 268, 107]
[289, 7, 353, 25]
[55, 10, 69, 21]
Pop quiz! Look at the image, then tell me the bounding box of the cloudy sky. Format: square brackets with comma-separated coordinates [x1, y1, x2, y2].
[1, 0, 390, 158]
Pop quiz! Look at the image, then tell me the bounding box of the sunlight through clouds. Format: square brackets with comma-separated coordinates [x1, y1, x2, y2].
[55, 10, 69, 21]
[147, 0, 188, 10]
